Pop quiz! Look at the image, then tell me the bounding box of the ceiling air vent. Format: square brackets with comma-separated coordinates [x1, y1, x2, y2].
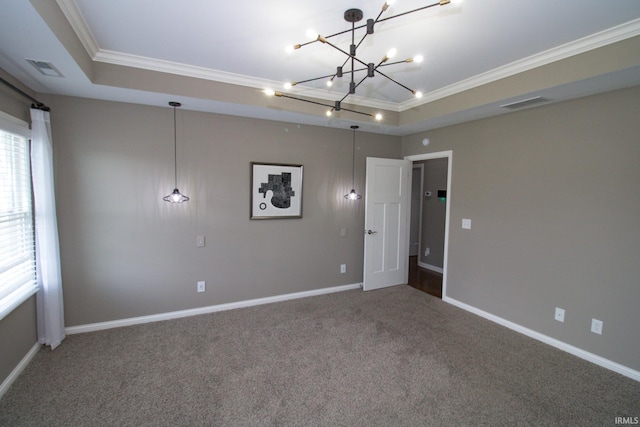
[500, 96, 549, 110]
[26, 59, 64, 77]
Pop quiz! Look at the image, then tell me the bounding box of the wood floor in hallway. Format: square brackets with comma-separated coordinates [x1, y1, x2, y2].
[407, 256, 442, 298]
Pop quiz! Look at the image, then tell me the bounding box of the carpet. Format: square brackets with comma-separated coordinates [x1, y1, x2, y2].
[1, 285, 638, 426]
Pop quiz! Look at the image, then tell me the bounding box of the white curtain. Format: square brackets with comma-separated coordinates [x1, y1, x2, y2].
[30, 108, 65, 350]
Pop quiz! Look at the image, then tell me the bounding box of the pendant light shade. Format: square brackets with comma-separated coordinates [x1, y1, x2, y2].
[163, 101, 189, 203]
[346, 188, 361, 200]
[164, 188, 189, 203]
[345, 125, 361, 200]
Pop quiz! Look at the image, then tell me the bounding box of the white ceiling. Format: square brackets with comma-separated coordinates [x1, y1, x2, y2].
[1, 0, 640, 135]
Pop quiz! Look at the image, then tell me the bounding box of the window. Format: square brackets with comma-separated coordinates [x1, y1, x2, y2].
[0, 114, 37, 320]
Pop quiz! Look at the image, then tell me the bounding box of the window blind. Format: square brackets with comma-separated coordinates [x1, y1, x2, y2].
[0, 121, 37, 319]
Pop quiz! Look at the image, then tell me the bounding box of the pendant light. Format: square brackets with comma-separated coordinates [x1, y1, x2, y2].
[345, 125, 361, 200]
[163, 101, 190, 203]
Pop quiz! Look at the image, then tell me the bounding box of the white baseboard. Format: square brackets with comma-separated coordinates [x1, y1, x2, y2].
[0, 342, 40, 400]
[66, 283, 362, 335]
[417, 261, 443, 274]
[443, 296, 640, 382]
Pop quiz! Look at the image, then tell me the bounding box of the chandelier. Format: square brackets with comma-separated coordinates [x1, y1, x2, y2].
[265, 0, 452, 120]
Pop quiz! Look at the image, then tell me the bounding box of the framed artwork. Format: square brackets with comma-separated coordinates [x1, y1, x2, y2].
[251, 162, 303, 219]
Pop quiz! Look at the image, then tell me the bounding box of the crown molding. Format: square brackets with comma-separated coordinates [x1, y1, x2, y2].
[56, 0, 99, 58]
[400, 18, 640, 111]
[93, 49, 401, 111]
[57, 0, 640, 113]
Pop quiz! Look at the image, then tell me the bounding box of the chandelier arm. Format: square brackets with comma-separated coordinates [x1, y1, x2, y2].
[329, 56, 353, 82]
[376, 2, 442, 25]
[378, 60, 414, 68]
[292, 25, 364, 48]
[336, 106, 376, 117]
[355, 3, 389, 50]
[344, 75, 370, 101]
[322, 39, 370, 69]
[296, 65, 371, 87]
[294, 73, 341, 85]
[355, 33, 369, 51]
[276, 93, 334, 109]
[323, 23, 366, 41]
[338, 92, 351, 104]
[275, 91, 375, 118]
[293, 1, 443, 50]
[276, 93, 374, 117]
[296, 40, 319, 49]
[335, 73, 367, 107]
[374, 69, 416, 94]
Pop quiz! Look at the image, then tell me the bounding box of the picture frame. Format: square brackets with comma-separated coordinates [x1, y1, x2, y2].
[251, 162, 303, 219]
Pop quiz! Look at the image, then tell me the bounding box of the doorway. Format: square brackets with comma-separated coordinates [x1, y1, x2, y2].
[409, 165, 423, 257]
[405, 151, 452, 299]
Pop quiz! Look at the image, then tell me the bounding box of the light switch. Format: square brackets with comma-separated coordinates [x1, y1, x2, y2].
[196, 235, 205, 247]
[462, 219, 471, 229]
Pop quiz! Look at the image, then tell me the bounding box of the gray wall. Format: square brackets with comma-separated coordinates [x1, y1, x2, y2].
[402, 86, 640, 371]
[0, 71, 38, 389]
[3, 82, 639, 388]
[48, 95, 400, 326]
[416, 158, 447, 268]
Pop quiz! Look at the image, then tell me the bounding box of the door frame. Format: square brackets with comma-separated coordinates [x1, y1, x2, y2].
[404, 151, 452, 299]
[409, 164, 424, 258]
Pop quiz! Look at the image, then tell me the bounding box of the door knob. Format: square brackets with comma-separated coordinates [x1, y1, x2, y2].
[366, 229, 377, 234]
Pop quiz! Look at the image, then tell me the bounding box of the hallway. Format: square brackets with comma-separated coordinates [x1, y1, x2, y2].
[407, 256, 442, 298]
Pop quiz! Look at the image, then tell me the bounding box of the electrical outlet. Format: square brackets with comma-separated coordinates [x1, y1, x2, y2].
[340, 264, 347, 274]
[462, 219, 471, 229]
[197, 281, 206, 293]
[340, 228, 347, 237]
[424, 247, 430, 257]
[554, 307, 565, 322]
[591, 318, 603, 335]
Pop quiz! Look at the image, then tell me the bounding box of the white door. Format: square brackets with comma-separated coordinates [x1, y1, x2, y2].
[363, 157, 411, 291]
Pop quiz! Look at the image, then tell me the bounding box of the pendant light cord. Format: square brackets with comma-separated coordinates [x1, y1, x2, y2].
[351, 129, 356, 185]
[351, 125, 358, 186]
[173, 104, 178, 188]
